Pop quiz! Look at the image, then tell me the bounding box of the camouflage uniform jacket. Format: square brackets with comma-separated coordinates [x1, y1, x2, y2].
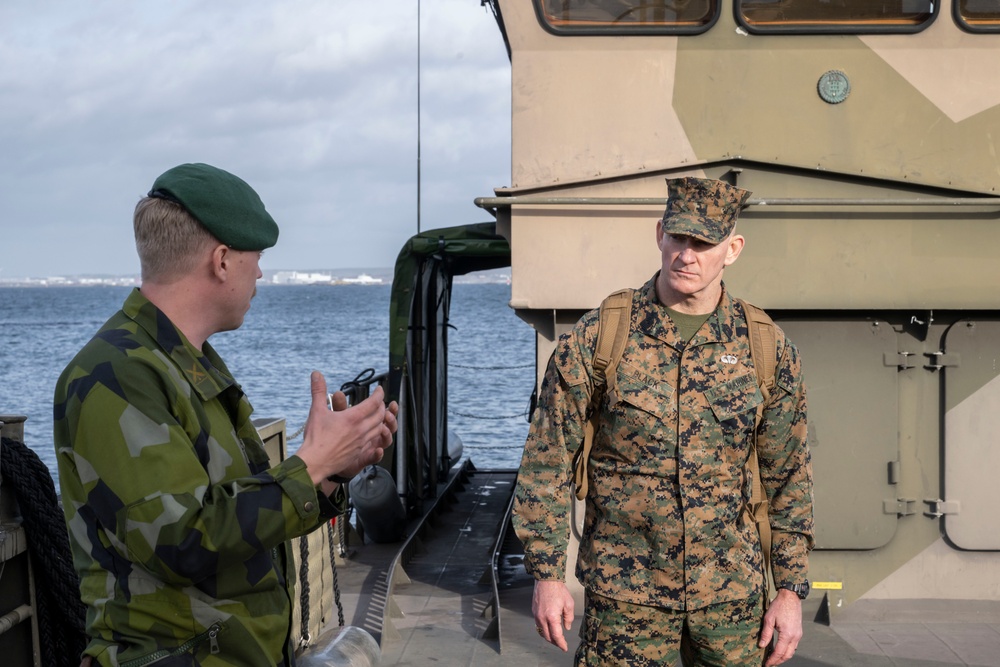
[512, 277, 813, 611]
[54, 289, 343, 667]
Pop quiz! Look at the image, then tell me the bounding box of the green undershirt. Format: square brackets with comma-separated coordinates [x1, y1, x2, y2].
[665, 306, 712, 344]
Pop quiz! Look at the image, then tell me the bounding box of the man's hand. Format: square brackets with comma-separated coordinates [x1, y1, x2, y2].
[296, 371, 398, 486]
[533, 580, 575, 652]
[759, 588, 803, 666]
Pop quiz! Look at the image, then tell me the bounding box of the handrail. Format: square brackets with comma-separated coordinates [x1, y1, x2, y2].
[474, 196, 1000, 209]
[483, 476, 518, 651]
[381, 460, 476, 643]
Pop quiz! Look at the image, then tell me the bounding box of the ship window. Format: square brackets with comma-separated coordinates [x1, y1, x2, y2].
[736, 0, 937, 34]
[955, 0, 1000, 32]
[533, 0, 720, 35]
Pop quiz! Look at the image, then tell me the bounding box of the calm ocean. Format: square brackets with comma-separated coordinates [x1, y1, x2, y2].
[0, 283, 534, 486]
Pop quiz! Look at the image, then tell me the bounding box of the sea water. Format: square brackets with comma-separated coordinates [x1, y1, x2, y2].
[0, 282, 534, 486]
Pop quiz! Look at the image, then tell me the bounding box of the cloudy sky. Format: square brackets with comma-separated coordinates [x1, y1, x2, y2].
[0, 0, 511, 280]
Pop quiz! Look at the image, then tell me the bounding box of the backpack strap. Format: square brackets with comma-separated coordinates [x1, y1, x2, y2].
[737, 298, 781, 603]
[571, 294, 784, 599]
[572, 288, 634, 500]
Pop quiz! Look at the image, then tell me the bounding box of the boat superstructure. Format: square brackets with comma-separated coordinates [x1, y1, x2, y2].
[475, 1, 1000, 664]
[6, 2, 1000, 666]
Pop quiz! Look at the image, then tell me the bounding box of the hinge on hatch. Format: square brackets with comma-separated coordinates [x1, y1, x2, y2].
[883, 498, 917, 516]
[884, 351, 918, 370]
[923, 499, 961, 518]
[923, 351, 960, 371]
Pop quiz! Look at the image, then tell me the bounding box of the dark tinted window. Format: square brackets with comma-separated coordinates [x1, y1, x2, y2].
[738, 0, 936, 34]
[535, 0, 719, 34]
[955, 0, 1000, 32]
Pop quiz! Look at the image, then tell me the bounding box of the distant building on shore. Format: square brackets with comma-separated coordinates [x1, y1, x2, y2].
[339, 273, 382, 285]
[271, 271, 333, 285]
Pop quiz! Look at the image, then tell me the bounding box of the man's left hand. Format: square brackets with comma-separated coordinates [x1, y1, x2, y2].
[759, 588, 803, 666]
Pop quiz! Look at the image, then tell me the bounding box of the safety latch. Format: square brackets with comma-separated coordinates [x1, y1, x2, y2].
[923, 499, 960, 518]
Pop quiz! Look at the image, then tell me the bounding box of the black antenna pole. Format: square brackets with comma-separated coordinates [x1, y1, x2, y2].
[417, 0, 422, 234]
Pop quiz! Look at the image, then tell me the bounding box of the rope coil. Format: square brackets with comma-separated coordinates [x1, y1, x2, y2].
[1, 436, 88, 667]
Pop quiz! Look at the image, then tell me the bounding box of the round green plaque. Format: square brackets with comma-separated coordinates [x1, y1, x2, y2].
[818, 70, 850, 104]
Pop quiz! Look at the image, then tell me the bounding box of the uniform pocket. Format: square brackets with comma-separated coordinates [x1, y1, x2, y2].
[612, 361, 673, 422]
[599, 362, 675, 466]
[704, 372, 763, 423]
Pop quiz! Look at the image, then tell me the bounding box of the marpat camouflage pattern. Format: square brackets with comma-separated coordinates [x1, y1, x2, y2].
[512, 277, 813, 611]
[659, 177, 752, 245]
[575, 590, 767, 665]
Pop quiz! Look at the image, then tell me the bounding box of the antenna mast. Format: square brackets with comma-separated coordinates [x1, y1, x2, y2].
[416, 0, 422, 234]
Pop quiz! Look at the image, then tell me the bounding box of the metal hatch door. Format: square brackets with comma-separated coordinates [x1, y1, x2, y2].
[942, 320, 1000, 551]
[779, 320, 899, 550]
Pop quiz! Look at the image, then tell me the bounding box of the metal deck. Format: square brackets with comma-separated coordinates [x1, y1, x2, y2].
[325, 463, 572, 666]
[794, 598, 1000, 667]
[326, 464, 1000, 666]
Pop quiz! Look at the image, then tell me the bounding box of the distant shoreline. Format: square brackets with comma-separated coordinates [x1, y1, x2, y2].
[0, 269, 512, 288]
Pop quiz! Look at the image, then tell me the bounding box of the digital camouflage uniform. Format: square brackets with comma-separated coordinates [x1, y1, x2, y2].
[512, 276, 813, 664]
[54, 289, 343, 667]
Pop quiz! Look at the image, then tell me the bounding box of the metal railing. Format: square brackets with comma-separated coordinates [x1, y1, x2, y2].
[474, 195, 1000, 210]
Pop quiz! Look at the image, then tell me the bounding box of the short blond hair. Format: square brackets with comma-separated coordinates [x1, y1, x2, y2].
[133, 197, 217, 282]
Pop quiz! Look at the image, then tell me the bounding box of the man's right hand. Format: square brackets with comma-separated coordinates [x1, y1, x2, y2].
[533, 580, 575, 652]
[296, 371, 396, 486]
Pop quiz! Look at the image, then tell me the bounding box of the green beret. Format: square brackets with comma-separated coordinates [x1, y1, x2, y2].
[148, 163, 279, 251]
[660, 177, 751, 245]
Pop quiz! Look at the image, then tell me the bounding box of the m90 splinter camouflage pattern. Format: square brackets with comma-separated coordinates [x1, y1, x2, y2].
[54, 290, 342, 666]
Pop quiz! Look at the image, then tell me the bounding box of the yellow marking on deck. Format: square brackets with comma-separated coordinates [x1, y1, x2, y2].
[812, 581, 843, 590]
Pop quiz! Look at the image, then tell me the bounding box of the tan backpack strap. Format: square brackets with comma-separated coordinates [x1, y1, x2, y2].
[737, 298, 781, 603]
[739, 299, 778, 400]
[592, 289, 634, 385]
[573, 289, 634, 501]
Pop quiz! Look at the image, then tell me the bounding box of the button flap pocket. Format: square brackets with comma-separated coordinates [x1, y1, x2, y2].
[705, 372, 763, 422]
[613, 361, 673, 422]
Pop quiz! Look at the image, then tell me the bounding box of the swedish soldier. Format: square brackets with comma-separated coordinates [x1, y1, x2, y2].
[512, 176, 814, 666]
[54, 163, 397, 666]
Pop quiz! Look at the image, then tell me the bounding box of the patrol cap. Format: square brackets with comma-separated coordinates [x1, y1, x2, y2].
[660, 177, 751, 245]
[148, 163, 279, 251]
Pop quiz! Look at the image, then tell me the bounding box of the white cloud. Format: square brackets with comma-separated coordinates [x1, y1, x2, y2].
[0, 0, 510, 279]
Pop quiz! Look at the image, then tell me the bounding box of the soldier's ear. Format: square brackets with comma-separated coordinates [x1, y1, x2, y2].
[724, 234, 745, 266]
[210, 244, 230, 281]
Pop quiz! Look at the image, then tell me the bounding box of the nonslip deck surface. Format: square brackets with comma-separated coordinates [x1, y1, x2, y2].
[327, 467, 1000, 666]
[376, 468, 570, 665]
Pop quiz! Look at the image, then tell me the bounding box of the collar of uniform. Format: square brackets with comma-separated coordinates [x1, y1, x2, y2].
[688, 283, 740, 347]
[637, 275, 739, 348]
[122, 288, 236, 400]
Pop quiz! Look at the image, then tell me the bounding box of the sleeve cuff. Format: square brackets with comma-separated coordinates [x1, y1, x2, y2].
[319, 484, 348, 517]
[274, 455, 323, 521]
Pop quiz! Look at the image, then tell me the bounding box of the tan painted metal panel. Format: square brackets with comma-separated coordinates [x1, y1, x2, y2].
[943, 321, 1000, 551]
[503, 1, 1000, 195]
[506, 167, 1000, 311]
[780, 320, 899, 550]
